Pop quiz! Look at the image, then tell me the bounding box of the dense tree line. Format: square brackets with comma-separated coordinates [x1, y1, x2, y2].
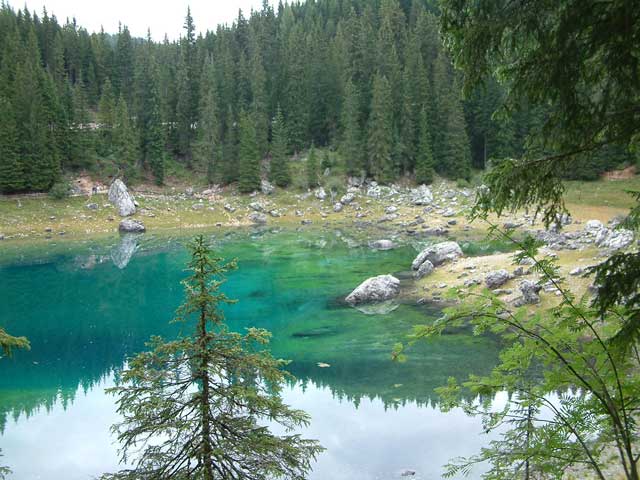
[0, 0, 625, 194]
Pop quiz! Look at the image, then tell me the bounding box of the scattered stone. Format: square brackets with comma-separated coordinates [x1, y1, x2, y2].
[249, 202, 264, 212]
[485, 269, 511, 289]
[224, 204, 236, 213]
[45, 227, 52, 233]
[108, 179, 136, 217]
[261, 179, 275, 195]
[447, 219, 457, 226]
[295, 210, 304, 216]
[119, 219, 146, 233]
[192, 203, 204, 210]
[269, 210, 281, 218]
[584, 219, 605, 234]
[314, 187, 327, 200]
[442, 208, 456, 217]
[514, 280, 542, 306]
[378, 213, 398, 223]
[385, 205, 398, 214]
[412, 241, 463, 270]
[569, 266, 586, 276]
[464, 278, 481, 287]
[333, 202, 344, 213]
[317, 362, 331, 368]
[185, 187, 194, 196]
[86, 203, 98, 210]
[400, 470, 416, 477]
[340, 192, 356, 204]
[504, 222, 522, 230]
[410, 185, 433, 205]
[0, 234, 4, 240]
[107, 216, 115, 222]
[595, 227, 634, 250]
[345, 274, 400, 305]
[301, 219, 312, 225]
[414, 260, 434, 280]
[249, 212, 267, 224]
[513, 266, 526, 276]
[519, 257, 535, 266]
[371, 239, 395, 250]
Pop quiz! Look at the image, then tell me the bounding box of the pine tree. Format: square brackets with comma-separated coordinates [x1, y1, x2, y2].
[269, 105, 290, 187]
[194, 58, 220, 184]
[306, 144, 319, 188]
[103, 236, 323, 480]
[238, 110, 261, 193]
[0, 96, 23, 193]
[340, 78, 363, 176]
[368, 73, 394, 183]
[113, 95, 138, 180]
[98, 78, 116, 155]
[69, 83, 95, 169]
[114, 24, 134, 105]
[415, 107, 434, 184]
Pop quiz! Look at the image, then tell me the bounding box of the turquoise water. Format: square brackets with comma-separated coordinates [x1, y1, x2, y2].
[0, 228, 499, 479]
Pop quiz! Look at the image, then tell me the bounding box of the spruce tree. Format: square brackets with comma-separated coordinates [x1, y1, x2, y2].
[113, 95, 138, 180]
[194, 58, 220, 184]
[98, 78, 116, 155]
[306, 144, 319, 188]
[367, 73, 394, 183]
[415, 107, 434, 184]
[0, 96, 23, 193]
[103, 236, 323, 480]
[340, 79, 363, 176]
[238, 111, 261, 193]
[269, 105, 290, 187]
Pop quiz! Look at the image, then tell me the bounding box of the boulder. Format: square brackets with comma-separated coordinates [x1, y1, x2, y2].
[584, 220, 605, 234]
[249, 212, 267, 224]
[261, 179, 275, 195]
[249, 202, 264, 212]
[385, 205, 398, 214]
[192, 203, 204, 210]
[224, 204, 236, 213]
[185, 187, 194, 196]
[514, 280, 542, 306]
[118, 218, 146, 233]
[86, 203, 98, 210]
[345, 275, 400, 305]
[371, 239, 395, 250]
[340, 192, 356, 204]
[314, 187, 327, 200]
[411, 241, 463, 270]
[485, 270, 511, 289]
[414, 260, 434, 280]
[410, 185, 433, 205]
[108, 179, 136, 217]
[595, 228, 634, 250]
[333, 202, 344, 213]
[110, 233, 140, 269]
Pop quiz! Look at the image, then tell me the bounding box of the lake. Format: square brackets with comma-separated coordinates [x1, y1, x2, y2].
[0, 228, 500, 479]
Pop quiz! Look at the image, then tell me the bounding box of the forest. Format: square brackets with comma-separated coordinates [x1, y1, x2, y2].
[1, 0, 631, 196]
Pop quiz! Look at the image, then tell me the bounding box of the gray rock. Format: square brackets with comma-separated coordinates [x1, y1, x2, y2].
[301, 219, 312, 225]
[249, 202, 265, 212]
[414, 260, 434, 279]
[86, 203, 98, 210]
[269, 210, 281, 218]
[192, 203, 204, 210]
[249, 212, 267, 224]
[340, 192, 356, 204]
[412, 241, 463, 270]
[333, 202, 344, 213]
[442, 208, 456, 218]
[354, 300, 400, 315]
[224, 204, 236, 213]
[569, 266, 586, 276]
[371, 239, 395, 250]
[485, 269, 511, 289]
[447, 219, 457, 226]
[185, 187, 194, 196]
[585, 219, 605, 234]
[110, 233, 140, 269]
[261, 179, 275, 195]
[504, 221, 522, 230]
[314, 187, 327, 200]
[378, 213, 398, 222]
[410, 185, 433, 205]
[108, 179, 136, 217]
[345, 274, 400, 305]
[118, 219, 146, 233]
[513, 266, 526, 276]
[366, 182, 383, 199]
[0, 234, 4, 240]
[384, 205, 398, 214]
[295, 210, 304, 216]
[514, 280, 542, 306]
[595, 228, 634, 250]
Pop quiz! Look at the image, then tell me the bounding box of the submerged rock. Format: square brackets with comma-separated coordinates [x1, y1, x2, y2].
[371, 239, 395, 250]
[354, 299, 400, 315]
[411, 241, 463, 270]
[119, 219, 146, 233]
[345, 274, 400, 305]
[108, 179, 136, 217]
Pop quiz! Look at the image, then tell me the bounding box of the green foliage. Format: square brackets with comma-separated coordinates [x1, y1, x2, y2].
[399, 227, 640, 479]
[415, 107, 434, 185]
[103, 236, 323, 479]
[368, 73, 394, 183]
[48, 181, 71, 200]
[340, 79, 364, 176]
[269, 106, 290, 187]
[112, 95, 138, 181]
[306, 145, 319, 188]
[0, 95, 23, 193]
[238, 111, 261, 193]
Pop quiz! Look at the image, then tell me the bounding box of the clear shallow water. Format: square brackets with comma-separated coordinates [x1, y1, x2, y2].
[0, 228, 500, 479]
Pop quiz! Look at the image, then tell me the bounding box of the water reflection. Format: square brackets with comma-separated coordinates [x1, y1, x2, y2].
[0, 229, 500, 479]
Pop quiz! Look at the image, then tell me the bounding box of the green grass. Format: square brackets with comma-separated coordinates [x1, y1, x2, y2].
[564, 177, 640, 209]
